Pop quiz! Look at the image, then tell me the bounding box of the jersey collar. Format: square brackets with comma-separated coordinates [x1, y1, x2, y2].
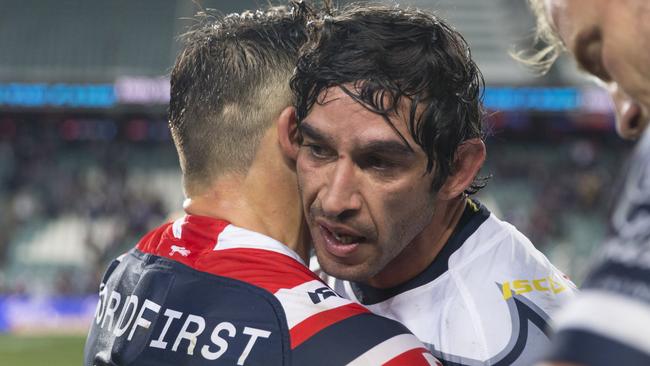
[173, 214, 306, 266]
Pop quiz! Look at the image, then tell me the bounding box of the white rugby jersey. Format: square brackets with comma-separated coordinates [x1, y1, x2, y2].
[315, 200, 577, 366]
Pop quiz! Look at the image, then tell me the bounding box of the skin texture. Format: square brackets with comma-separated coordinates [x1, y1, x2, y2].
[285, 87, 484, 288]
[545, 0, 650, 139]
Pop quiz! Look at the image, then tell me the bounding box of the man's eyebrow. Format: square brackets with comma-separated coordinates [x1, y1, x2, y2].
[358, 140, 415, 157]
[298, 122, 331, 144]
[299, 120, 415, 157]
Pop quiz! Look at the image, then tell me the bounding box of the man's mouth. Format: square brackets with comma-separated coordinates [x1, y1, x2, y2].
[330, 230, 363, 244]
[317, 222, 366, 257]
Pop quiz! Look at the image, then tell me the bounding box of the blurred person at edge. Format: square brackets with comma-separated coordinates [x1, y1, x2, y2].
[282, 3, 577, 365]
[522, 1, 650, 365]
[83, 2, 440, 365]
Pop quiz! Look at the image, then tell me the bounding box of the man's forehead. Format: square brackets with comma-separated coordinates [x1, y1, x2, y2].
[300, 120, 415, 158]
[301, 113, 407, 145]
[306, 89, 417, 149]
[314, 85, 420, 125]
[316, 86, 378, 109]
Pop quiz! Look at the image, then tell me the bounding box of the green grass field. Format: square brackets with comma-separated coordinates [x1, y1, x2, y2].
[0, 334, 86, 366]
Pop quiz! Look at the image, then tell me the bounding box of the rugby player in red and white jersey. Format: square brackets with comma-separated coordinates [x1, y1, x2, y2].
[284, 4, 577, 365]
[83, 2, 440, 365]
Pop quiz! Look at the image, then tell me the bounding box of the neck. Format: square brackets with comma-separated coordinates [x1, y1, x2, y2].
[366, 195, 467, 288]
[183, 128, 309, 262]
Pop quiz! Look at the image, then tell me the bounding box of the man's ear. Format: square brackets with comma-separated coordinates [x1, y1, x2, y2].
[277, 106, 300, 161]
[438, 138, 486, 200]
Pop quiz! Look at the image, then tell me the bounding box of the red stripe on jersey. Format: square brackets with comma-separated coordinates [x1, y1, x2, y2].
[195, 248, 321, 293]
[136, 223, 170, 254]
[290, 303, 370, 349]
[136, 217, 323, 294]
[383, 347, 440, 366]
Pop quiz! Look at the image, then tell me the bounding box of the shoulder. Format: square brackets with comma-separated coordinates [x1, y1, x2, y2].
[451, 211, 577, 315]
[262, 267, 438, 364]
[86, 251, 292, 366]
[454, 212, 571, 280]
[282, 281, 438, 365]
[135, 222, 173, 254]
[544, 133, 650, 365]
[546, 289, 650, 366]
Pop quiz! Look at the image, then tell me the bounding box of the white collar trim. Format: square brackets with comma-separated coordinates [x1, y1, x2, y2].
[214, 224, 306, 266]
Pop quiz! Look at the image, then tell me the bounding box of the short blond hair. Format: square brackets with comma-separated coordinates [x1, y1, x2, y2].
[514, 0, 566, 73]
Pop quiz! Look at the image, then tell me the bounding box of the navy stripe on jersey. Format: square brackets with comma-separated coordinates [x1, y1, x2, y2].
[292, 312, 414, 365]
[351, 199, 490, 305]
[546, 329, 650, 366]
[583, 260, 650, 304]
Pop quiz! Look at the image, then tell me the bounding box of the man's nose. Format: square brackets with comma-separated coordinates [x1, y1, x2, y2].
[607, 82, 647, 140]
[320, 158, 362, 219]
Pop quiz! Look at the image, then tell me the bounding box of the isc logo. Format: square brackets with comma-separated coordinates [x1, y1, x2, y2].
[501, 276, 567, 300]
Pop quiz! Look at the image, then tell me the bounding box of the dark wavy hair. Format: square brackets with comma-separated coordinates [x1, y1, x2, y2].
[291, 3, 487, 193]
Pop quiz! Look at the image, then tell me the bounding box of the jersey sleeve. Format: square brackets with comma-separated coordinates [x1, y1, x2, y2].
[274, 279, 440, 365]
[292, 312, 439, 366]
[545, 290, 650, 366]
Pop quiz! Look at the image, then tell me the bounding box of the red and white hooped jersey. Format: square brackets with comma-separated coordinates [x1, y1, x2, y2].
[84, 214, 440, 366]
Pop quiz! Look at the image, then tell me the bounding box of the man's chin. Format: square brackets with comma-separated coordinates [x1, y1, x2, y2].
[318, 257, 377, 282]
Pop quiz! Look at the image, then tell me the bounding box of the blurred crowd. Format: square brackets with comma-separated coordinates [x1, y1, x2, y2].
[0, 117, 175, 295]
[0, 116, 633, 295]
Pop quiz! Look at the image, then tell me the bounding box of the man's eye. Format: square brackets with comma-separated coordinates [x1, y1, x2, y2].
[575, 31, 611, 83]
[306, 144, 332, 159]
[583, 46, 611, 82]
[364, 156, 394, 170]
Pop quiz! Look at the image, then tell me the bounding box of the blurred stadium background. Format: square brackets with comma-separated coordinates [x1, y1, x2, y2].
[0, 0, 632, 364]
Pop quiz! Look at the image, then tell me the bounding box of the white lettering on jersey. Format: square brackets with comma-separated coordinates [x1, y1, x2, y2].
[113, 295, 139, 337]
[238, 327, 272, 365]
[92, 288, 273, 362]
[201, 322, 236, 360]
[150, 309, 183, 349]
[101, 290, 121, 331]
[173, 314, 206, 355]
[95, 285, 107, 325]
[128, 299, 161, 341]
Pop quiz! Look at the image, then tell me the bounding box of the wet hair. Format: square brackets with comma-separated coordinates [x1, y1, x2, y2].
[169, 2, 314, 196]
[291, 3, 487, 193]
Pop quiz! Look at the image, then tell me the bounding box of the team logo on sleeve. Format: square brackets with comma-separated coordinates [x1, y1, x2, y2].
[170, 245, 191, 257]
[308, 286, 339, 304]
